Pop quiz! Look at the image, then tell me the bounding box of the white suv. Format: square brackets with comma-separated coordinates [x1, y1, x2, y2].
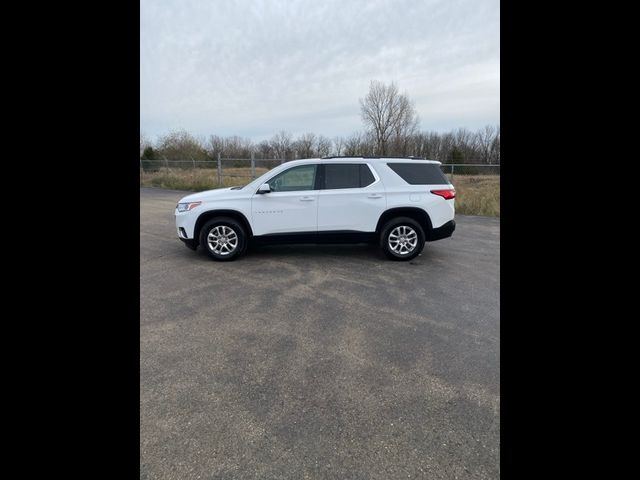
[175, 157, 456, 261]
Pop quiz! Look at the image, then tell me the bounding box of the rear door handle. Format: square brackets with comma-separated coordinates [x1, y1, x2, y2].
[299, 196, 315, 201]
[367, 194, 384, 199]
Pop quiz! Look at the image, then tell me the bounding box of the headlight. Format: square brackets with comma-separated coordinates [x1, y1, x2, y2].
[176, 201, 202, 212]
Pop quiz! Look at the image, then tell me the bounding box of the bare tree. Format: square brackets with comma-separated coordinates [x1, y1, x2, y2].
[269, 130, 292, 160]
[207, 135, 225, 159]
[293, 133, 316, 158]
[360, 80, 419, 155]
[343, 132, 365, 156]
[257, 140, 272, 159]
[475, 125, 497, 164]
[416, 131, 444, 160]
[439, 132, 455, 163]
[452, 128, 476, 162]
[150, 124, 498, 165]
[157, 129, 208, 161]
[489, 125, 500, 164]
[223, 135, 254, 158]
[389, 95, 420, 155]
[140, 132, 152, 158]
[316, 135, 332, 157]
[332, 136, 345, 156]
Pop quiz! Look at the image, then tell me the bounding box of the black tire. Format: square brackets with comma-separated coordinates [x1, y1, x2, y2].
[199, 217, 247, 261]
[380, 217, 426, 261]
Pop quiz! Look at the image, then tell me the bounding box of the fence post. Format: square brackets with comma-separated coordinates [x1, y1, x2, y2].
[251, 152, 255, 179]
[164, 157, 169, 172]
[280, 157, 285, 165]
[217, 153, 222, 186]
[451, 164, 455, 179]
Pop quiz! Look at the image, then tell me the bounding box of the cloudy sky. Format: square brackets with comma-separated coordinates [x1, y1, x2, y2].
[140, 0, 499, 142]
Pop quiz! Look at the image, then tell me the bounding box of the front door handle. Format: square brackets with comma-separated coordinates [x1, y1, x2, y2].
[367, 194, 384, 199]
[299, 196, 315, 201]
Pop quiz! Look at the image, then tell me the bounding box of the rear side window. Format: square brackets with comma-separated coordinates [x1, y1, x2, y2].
[386, 163, 449, 185]
[323, 164, 376, 189]
[360, 164, 375, 187]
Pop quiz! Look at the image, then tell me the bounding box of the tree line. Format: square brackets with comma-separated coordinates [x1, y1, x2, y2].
[140, 81, 500, 165]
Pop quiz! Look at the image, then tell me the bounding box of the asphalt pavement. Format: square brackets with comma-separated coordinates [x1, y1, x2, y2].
[140, 187, 500, 479]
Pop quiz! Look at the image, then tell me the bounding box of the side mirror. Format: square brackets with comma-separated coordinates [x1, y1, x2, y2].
[257, 183, 271, 194]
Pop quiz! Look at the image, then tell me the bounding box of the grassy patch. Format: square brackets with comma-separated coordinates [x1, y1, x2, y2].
[141, 168, 267, 191]
[449, 175, 500, 217]
[141, 168, 500, 217]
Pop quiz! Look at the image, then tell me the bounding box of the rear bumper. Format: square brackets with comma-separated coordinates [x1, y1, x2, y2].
[427, 219, 455, 241]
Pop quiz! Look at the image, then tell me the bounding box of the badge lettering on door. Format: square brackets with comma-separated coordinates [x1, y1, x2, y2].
[256, 210, 284, 214]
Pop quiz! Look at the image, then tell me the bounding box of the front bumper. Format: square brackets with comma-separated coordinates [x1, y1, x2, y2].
[179, 237, 198, 250]
[427, 219, 456, 241]
[175, 210, 197, 239]
[176, 212, 198, 249]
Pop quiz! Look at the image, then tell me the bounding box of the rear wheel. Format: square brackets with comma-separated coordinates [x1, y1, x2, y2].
[380, 217, 425, 261]
[199, 217, 247, 261]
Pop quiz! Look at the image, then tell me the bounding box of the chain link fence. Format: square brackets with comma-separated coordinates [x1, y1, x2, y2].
[140, 155, 500, 188]
[440, 163, 501, 178]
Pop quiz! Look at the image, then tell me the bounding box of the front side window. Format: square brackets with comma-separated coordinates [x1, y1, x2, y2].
[323, 163, 376, 189]
[269, 164, 317, 192]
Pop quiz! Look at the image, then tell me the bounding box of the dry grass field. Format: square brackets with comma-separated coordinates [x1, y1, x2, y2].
[141, 167, 268, 191]
[448, 175, 500, 217]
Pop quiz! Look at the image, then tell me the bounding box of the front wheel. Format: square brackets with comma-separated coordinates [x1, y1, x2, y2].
[380, 217, 425, 261]
[199, 217, 247, 261]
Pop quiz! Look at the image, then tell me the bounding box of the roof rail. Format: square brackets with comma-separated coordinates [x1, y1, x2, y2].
[321, 155, 427, 160]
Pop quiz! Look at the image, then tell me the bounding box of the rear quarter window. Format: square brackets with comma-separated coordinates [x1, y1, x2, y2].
[386, 163, 449, 185]
[323, 163, 377, 189]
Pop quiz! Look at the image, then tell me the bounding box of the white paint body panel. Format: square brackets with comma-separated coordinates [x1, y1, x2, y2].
[175, 187, 253, 239]
[316, 162, 386, 232]
[174, 157, 455, 240]
[251, 190, 319, 235]
[372, 162, 455, 229]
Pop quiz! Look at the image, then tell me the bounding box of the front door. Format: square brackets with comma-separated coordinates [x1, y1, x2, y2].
[251, 164, 319, 236]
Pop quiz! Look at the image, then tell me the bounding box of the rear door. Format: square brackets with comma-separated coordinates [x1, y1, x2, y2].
[317, 162, 386, 232]
[251, 164, 319, 235]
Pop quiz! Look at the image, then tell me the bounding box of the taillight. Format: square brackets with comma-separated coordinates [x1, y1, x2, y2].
[431, 189, 456, 200]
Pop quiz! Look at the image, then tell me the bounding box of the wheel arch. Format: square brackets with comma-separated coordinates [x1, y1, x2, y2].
[194, 209, 253, 246]
[375, 207, 433, 238]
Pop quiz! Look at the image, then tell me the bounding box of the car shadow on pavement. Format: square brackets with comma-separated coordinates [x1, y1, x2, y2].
[188, 242, 439, 265]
